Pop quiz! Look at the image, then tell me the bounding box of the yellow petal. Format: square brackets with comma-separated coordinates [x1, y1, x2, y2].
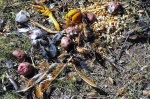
[65, 9, 79, 19]
[65, 9, 82, 24]
[49, 15, 60, 31]
[71, 12, 82, 23]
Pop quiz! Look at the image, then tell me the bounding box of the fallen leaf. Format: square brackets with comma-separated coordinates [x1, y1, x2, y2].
[33, 4, 60, 30]
[73, 65, 96, 87]
[117, 87, 127, 96]
[143, 90, 150, 97]
[17, 63, 60, 93]
[87, 91, 98, 98]
[132, 73, 143, 82]
[38, 60, 48, 70]
[40, 79, 52, 92]
[108, 77, 116, 85]
[17, 72, 48, 92]
[39, 64, 66, 92]
[0, 33, 5, 36]
[58, 51, 68, 58]
[76, 46, 91, 54]
[35, 84, 43, 98]
[67, 72, 77, 81]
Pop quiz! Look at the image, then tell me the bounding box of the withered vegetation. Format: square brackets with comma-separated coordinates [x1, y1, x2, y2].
[0, 0, 150, 99]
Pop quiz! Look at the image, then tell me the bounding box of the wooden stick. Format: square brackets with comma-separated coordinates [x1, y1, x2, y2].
[6, 73, 19, 90]
[29, 18, 59, 34]
[81, 6, 106, 12]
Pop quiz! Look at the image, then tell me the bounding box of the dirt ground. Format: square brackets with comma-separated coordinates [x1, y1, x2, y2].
[0, 0, 150, 99]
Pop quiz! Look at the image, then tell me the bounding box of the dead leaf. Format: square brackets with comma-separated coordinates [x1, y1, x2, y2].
[40, 79, 52, 92]
[143, 90, 150, 97]
[73, 65, 96, 87]
[117, 87, 127, 96]
[39, 64, 66, 92]
[17, 72, 48, 92]
[0, 33, 5, 36]
[17, 63, 63, 94]
[76, 46, 91, 54]
[132, 73, 143, 82]
[35, 84, 43, 98]
[38, 60, 48, 70]
[87, 92, 98, 98]
[58, 51, 67, 58]
[147, 65, 150, 70]
[108, 77, 116, 85]
[67, 72, 77, 81]
[27, 72, 48, 86]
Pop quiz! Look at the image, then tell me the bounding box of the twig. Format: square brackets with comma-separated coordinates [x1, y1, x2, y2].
[2, 79, 6, 91]
[30, 46, 36, 67]
[81, 6, 106, 12]
[6, 73, 18, 90]
[125, 27, 143, 35]
[29, 18, 59, 34]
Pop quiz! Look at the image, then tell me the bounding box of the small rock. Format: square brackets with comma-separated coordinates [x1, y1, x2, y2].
[15, 10, 30, 23]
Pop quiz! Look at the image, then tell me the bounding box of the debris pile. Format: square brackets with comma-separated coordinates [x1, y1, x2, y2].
[0, 0, 149, 98]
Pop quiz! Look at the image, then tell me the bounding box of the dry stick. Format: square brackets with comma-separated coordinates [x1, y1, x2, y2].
[17, 63, 59, 93]
[30, 46, 36, 67]
[29, 18, 58, 34]
[81, 6, 106, 12]
[6, 73, 19, 90]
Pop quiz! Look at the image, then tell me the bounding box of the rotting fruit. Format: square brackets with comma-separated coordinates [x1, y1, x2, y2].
[83, 12, 97, 24]
[61, 36, 72, 50]
[107, 1, 121, 14]
[64, 26, 79, 35]
[12, 50, 27, 62]
[18, 62, 34, 77]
